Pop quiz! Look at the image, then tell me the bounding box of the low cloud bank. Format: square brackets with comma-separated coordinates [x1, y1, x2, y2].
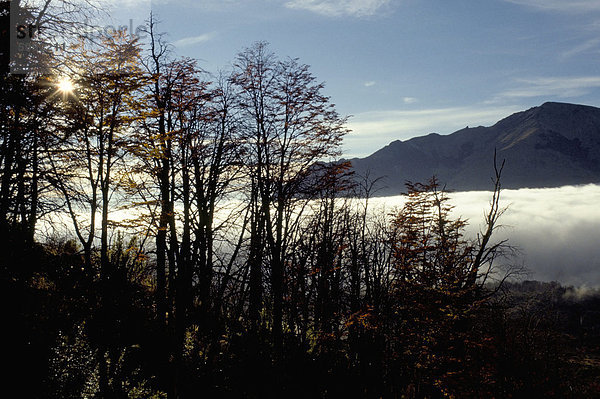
[370, 184, 600, 287]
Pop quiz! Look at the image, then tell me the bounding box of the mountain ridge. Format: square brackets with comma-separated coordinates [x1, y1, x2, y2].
[347, 102, 600, 194]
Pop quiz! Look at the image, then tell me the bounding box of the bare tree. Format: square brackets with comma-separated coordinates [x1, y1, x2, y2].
[231, 41, 348, 354]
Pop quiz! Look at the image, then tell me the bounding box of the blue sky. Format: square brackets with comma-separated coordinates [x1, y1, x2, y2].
[110, 0, 600, 157]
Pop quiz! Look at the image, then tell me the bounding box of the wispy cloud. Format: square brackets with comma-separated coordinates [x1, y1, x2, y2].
[284, 0, 391, 17]
[498, 76, 600, 99]
[87, 0, 152, 8]
[364, 81, 376, 87]
[403, 97, 418, 104]
[504, 0, 600, 13]
[503, 2, 600, 62]
[344, 105, 521, 157]
[177, 0, 241, 9]
[173, 33, 216, 47]
[561, 38, 600, 59]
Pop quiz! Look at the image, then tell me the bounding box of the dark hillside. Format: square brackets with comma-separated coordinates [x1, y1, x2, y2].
[348, 102, 600, 194]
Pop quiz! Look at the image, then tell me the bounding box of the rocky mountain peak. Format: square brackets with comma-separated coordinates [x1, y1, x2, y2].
[349, 102, 600, 195]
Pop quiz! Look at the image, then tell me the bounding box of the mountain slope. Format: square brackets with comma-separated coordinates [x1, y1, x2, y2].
[348, 102, 600, 194]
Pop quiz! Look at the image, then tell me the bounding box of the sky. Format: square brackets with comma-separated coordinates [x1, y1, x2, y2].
[96, 0, 600, 157]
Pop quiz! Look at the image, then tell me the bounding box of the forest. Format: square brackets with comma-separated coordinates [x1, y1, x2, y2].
[2, 2, 600, 398]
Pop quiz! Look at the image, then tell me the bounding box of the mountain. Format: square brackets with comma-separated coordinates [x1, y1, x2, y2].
[347, 102, 600, 194]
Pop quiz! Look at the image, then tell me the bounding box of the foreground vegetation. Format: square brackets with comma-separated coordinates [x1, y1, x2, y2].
[5, 217, 600, 398]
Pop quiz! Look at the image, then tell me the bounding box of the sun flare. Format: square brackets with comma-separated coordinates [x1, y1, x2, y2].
[56, 76, 75, 94]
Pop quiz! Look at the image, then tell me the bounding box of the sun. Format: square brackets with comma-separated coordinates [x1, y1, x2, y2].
[56, 76, 75, 95]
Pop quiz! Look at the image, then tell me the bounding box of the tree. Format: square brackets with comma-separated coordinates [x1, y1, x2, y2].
[132, 18, 249, 396]
[231, 41, 348, 354]
[47, 30, 145, 397]
[386, 163, 511, 397]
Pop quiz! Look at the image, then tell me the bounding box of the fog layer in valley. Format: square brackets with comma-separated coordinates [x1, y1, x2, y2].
[370, 184, 600, 287]
[40, 184, 600, 287]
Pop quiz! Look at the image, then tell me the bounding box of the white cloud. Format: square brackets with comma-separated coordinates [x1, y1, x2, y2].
[284, 0, 391, 17]
[173, 33, 216, 47]
[403, 97, 417, 104]
[369, 184, 600, 286]
[454, 184, 600, 286]
[499, 76, 600, 99]
[344, 105, 521, 157]
[504, 0, 600, 13]
[364, 81, 376, 87]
